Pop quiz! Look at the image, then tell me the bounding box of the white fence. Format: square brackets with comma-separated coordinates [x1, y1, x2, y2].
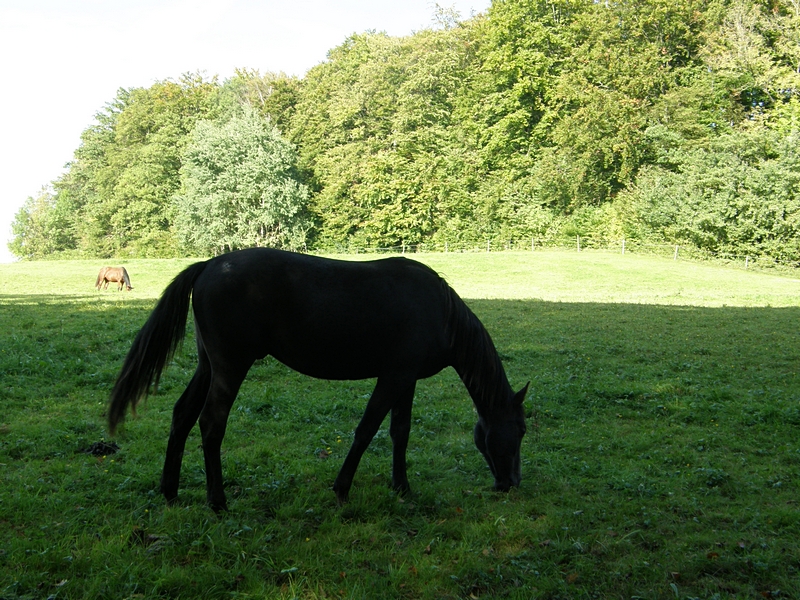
[328, 236, 800, 272]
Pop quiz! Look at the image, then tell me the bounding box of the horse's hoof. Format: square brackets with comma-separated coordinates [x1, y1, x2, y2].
[333, 487, 349, 504]
[393, 482, 411, 497]
[162, 488, 179, 506]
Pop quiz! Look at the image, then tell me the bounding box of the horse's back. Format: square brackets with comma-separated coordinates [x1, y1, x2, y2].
[191, 249, 453, 380]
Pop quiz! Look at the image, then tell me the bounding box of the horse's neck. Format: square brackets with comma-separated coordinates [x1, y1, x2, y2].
[450, 312, 511, 415]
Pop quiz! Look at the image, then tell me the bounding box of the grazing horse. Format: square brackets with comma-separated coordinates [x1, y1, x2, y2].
[96, 266, 133, 291]
[108, 248, 528, 511]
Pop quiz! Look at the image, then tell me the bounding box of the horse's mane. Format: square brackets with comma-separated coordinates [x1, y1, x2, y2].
[441, 280, 509, 411]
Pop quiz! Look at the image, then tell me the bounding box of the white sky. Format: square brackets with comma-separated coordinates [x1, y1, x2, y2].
[0, 0, 490, 263]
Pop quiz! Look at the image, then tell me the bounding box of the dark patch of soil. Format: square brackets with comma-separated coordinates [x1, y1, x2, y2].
[80, 440, 120, 456]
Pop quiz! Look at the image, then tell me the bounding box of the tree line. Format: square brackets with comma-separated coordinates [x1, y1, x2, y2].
[9, 0, 800, 262]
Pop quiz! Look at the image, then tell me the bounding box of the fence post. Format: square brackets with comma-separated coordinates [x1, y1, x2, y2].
[577, 236, 581, 252]
[745, 256, 750, 269]
[622, 239, 626, 255]
[674, 245, 679, 260]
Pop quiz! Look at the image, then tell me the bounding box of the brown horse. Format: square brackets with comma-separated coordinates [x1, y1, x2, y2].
[96, 267, 133, 291]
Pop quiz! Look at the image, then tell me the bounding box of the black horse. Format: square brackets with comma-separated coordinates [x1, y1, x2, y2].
[109, 248, 528, 511]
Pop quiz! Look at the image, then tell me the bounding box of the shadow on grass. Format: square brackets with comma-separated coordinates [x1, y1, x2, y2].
[3, 294, 799, 428]
[6, 294, 800, 418]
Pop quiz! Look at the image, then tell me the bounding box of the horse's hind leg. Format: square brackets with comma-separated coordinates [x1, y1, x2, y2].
[160, 352, 212, 504]
[333, 376, 415, 503]
[198, 361, 251, 512]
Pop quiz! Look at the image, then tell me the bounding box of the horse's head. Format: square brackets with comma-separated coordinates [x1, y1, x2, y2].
[474, 382, 529, 491]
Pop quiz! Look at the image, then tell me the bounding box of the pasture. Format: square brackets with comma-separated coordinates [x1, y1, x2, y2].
[1, 251, 799, 599]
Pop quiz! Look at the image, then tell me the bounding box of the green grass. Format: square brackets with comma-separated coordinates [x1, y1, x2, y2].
[1, 250, 800, 599]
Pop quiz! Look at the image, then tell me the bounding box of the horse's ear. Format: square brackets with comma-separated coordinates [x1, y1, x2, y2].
[514, 382, 530, 405]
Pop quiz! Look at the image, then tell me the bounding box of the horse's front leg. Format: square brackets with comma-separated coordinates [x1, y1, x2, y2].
[333, 377, 415, 503]
[389, 385, 416, 496]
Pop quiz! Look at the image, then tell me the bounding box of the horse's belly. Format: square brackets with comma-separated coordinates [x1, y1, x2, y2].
[271, 345, 393, 380]
[269, 334, 446, 382]
[278, 358, 377, 381]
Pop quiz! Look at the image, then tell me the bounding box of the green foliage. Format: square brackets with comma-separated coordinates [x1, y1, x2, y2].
[291, 31, 447, 248]
[221, 68, 301, 134]
[616, 125, 800, 260]
[15, 76, 222, 259]
[8, 188, 76, 259]
[173, 108, 311, 255]
[9, 0, 800, 262]
[98, 75, 222, 257]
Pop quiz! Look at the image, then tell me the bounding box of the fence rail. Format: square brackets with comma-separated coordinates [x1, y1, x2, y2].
[321, 236, 800, 273]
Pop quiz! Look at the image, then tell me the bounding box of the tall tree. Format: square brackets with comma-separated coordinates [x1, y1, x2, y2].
[533, 0, 712, 210]
[173, 108, 311, 255]
[8, 187, 75, 259]
[10, 0, 800, 263]
[102, 74, 220, 256]
[221, 68, 301, 134]
[39, 75, 221, 258]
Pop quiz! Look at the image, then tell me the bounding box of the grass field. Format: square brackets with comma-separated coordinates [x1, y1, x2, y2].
[1, 250, 799, 599]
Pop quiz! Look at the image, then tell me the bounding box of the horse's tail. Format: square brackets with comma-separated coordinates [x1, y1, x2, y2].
[95, 267, 107, 289]
[122, 267, 133, 290]
[108, 260, 209, 434]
